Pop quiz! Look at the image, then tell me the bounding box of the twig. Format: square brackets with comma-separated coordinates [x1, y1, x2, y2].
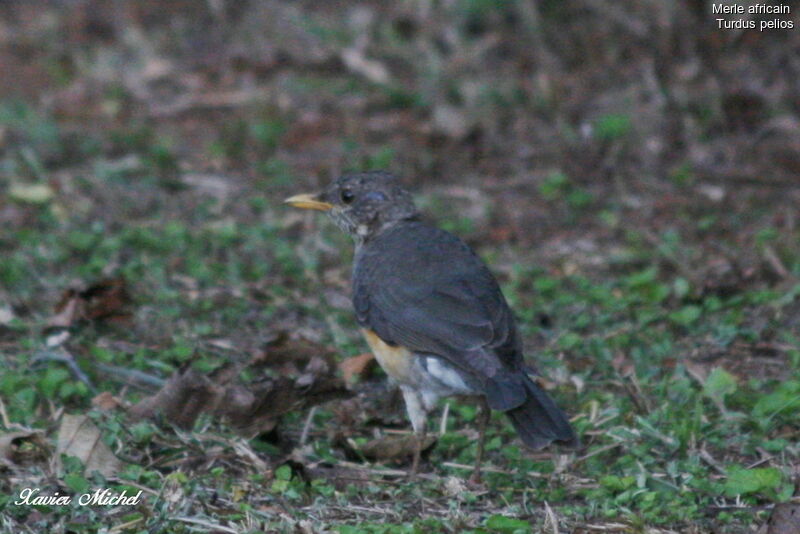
[108, 517, 145, 533]
[698, 448, 728, 476]
[382, 428, 414, 435]
[333, 459, 442, 480]
[171, 516, 239, 533]
[763, 245, 794, 280]
[745, 457, 771, 470]
[544, 500, 560, 534]
[32, 349, 96, 393]
[300, 406, 317, 445]
[696, 171, 800, 189]
[580, 522, 637, 532]
[148, 89, 270, 118]
[328, 475, 407, 487]
[621, 375, 652, 415]
[95, 363, 166, 389]
[572, 443, 623, 466]
[732, 341, 798, 354]
[442, 461, 515, 475]
[321, 504, 402, 519]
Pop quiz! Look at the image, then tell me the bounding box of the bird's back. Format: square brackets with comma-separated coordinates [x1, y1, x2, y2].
[352, 220, 526, 400]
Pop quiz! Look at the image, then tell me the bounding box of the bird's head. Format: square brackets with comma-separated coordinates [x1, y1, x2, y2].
[285, 171, 418, 241]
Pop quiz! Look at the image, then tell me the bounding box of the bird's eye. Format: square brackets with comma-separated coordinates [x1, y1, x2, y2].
[340, 189, 355, 204]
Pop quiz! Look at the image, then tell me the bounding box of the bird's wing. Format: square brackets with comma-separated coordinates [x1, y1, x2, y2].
[353, 223, 526, 409]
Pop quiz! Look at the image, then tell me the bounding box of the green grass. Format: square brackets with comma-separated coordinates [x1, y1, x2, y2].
[0, 3, 798, 530]
[1, 163, 797, 531]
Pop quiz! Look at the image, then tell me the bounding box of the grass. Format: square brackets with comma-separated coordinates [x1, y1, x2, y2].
[1, 1, 799, 532]
[1, 145, 797, 531]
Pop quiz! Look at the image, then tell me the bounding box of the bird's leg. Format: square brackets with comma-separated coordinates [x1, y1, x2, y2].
[400, 386, 429, 477]
[410, 427, 426, 476]
[470, 397, 491, 484]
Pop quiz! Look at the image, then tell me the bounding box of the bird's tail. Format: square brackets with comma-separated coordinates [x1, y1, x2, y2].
[505, 374, 579, 450]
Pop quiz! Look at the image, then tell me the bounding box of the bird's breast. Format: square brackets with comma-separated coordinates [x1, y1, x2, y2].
[362, 328, 414, 383]
[361, 329, 478, 402]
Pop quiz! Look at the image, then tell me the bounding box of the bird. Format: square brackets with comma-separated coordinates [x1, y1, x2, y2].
[285, 171, 578, 478]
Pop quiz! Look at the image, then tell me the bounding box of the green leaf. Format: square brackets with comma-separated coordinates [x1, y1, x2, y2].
[9, 183, 55, 204]
[703, 367, 737, 402]
[129, 421, 156, 443]
[275, 464, 292, 481]
[594, 113, 631, 141]
[64, 472, 90, 493]
[673, 277, 691, 299]
[485, 514, 531, 533]
[668, 305, 701, 327]
[752, 381, 800, 420]
[538, 172, 569, 200]
[625, 267, 658, 287]
[271, 479, 289, 493]
[777, 483, 795, 502]
[724, 467, 782, 497]
[567, 189, 593, 209]
[533, 276, 558, 293]
[600, 475, 636, 491]
[39, 366, 70, 398]
[558, 332, 582, 350]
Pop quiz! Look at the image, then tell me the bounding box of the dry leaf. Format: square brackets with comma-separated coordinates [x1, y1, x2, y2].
[684, 360, 710, 384]
[761, 503, 800, 534]
[91, 392, 122, 412]
[162, 474, 186, 505]
[127, 332, 351, 435]
[302, 463, 372, 490]
[432, 105, 471, 139]
[226, 372, 350, 437]
[0, 306, 16, 325]
[231, 439, 269, 473]
[340, 47, 389, 84]
[357, 434, 437, 462]
[80, 277, 132, 321]
[255, 332, 338, 376]
[49, 276, 132, 328]
[129, 357, 351, 436]
[0, 430, 47, 465]
[443, 476, 468, 498]
[611, 352, 635, 377]
[339, 352, 376, 384]
[56, 414, 124, 477]
[49, 291, 82, 329]
[128, 367, 218, 430]
[331, 382, 406, 431]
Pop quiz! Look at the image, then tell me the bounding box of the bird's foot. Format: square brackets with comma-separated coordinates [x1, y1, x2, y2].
[408, 437, 422, 478]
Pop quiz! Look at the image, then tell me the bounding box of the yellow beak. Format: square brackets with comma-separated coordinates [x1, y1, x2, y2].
[283, 193, 333, 211]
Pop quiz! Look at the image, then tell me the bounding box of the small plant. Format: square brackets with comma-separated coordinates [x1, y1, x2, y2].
[593, 113, 632, 142]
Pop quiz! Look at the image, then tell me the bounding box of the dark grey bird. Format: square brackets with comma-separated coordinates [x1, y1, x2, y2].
[286, 171, 578, 478]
